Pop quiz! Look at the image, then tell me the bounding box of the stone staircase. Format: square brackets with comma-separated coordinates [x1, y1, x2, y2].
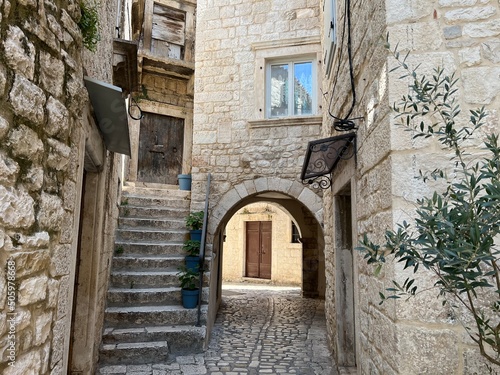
[98, 184, 208, 366]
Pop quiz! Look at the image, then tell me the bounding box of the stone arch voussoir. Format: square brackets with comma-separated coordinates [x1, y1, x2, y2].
[208, 177, 323, 236]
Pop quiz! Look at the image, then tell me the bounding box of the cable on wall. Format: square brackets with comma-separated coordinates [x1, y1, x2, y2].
[327, 0, 361, 132]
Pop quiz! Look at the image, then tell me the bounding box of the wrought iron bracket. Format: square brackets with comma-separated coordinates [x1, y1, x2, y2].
[300, 132, 356, 190]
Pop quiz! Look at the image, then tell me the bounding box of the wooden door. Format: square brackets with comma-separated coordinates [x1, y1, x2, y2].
[335, 194, 356, 366]
[245, 221, 272, 279]
[137, 113, 184, 185]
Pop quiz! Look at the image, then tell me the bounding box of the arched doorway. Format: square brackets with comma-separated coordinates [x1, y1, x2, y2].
[223, 202, 303, 286]
[201, 178, 326, 339]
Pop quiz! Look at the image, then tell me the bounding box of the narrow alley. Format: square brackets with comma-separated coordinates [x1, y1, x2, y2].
[98, 285, 336, 375]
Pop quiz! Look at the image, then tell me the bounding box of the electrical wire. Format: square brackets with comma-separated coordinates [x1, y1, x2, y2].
[128, 97, 144, 120]
[327, 0, 360, 132]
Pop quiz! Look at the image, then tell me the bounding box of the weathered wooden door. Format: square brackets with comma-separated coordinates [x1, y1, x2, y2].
[245, 221, 272, 279]
[137, 113, 184, 185]
[335, 194, 356, 366]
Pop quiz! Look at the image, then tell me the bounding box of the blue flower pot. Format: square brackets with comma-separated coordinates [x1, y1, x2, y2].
[185, 256, 200, 272]
[190, 230, 202, 241]
[178, 174, 192, 191]
[182, 288, 199, 309]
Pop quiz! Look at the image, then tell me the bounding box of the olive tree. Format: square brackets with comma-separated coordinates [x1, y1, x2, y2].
[358, 43, 500, 367]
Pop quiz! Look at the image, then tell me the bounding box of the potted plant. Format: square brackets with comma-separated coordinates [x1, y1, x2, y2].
[177, 266, 199, 309]
[185, 211, 204, 241]
[183, 239, 200, 272]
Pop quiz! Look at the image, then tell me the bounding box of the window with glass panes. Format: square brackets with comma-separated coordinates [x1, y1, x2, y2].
[266, 58, 316, 118]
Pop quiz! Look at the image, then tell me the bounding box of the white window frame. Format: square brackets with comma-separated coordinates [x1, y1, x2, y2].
[323, 0, 337, 76]
[250, 37, 322, 126]
[265, 55, 318, 119]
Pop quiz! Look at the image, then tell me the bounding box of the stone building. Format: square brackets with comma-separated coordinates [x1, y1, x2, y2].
[317, 1, 500, 373]
[0, 0, 134, 373]
[191, 0, 500, 374]
[191, 0, 329, 347]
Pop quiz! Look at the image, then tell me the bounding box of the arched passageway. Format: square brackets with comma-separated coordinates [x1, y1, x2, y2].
[222, 202, 304, 287]
[202, 177, 326, 338]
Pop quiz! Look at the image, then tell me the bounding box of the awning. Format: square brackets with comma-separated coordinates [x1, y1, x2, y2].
[300, 132, 356, 189]
[84, 76, 131, 156]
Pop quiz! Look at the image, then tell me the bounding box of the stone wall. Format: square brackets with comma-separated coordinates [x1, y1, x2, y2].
[140, 73, 193, 108]
[193, 0, 326, 342]
[223, 202, 302, 286]
[0, 1, 121, 374]
[192, 0, 322, 206]
[323, 0, 500, 373]
[384, 1, 500, 373]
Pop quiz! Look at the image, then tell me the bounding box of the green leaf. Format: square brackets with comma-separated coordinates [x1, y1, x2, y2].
[374, 263, 383, 277]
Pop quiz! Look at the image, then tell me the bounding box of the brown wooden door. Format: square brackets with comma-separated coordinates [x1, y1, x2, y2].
[245, 221, 272, 279]
[137, 113, 184, 184]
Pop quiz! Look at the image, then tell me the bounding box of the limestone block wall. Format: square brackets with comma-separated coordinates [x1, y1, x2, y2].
[223, 202, 302, 286]
[320, 0, 390, 370]
[0, 1, 120, 374]
[322, 0, 500, 373]
[192, 0, 322, 206]
[193, 0, 325, 341]
[383, 1, 500, 373]
[140, 73, 193, 108]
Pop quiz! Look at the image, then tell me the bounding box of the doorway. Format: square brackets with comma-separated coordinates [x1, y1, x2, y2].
[245, 221, 272, 279]
[334, 193, 356, 367]
[137, 112, 184, 184]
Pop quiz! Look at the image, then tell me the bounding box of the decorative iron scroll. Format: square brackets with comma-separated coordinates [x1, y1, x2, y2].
[300, 133, 356, 189]
[304, 175, 332, 190]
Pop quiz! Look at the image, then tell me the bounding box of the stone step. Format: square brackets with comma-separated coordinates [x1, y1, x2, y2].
[121, 194, 191, 209]
[119, 205, 189, 220]
[107, 286, 181, 306]
[104, 305, 208, 327]
[102, 325, 206, 356]
[118, 217, 186, 230]
[112, 256, 209, 271]
[116, 228, 188, 242]
[110, 270, 210, 289]
[99, 340, 169, 365]
[112, 255, 185, 271]
[122, 183, 189, 198]
[107, 286, 210, 306]
[113, 241, 184, 256]
[100, 185, 209, 369]
[110, 270, 179, 288]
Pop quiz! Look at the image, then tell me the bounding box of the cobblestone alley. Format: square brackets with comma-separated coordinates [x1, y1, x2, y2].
[98, 285, 336, 374]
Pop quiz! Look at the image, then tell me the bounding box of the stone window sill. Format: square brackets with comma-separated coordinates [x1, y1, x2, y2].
[248, 116, 322, 128]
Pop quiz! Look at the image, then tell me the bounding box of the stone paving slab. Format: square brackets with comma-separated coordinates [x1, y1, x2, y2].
[98, 286, 339, 374]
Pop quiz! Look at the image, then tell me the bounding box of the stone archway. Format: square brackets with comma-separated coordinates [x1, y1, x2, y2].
[202, 177, 325, 337]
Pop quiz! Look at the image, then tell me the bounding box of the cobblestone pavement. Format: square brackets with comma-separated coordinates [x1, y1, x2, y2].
[99, 285, 338, 375]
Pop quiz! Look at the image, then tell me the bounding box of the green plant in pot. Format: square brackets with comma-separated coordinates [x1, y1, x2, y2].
[177, 266, 199, 309]
[183, 239, 200, 272]
[185, 211, 204, 241]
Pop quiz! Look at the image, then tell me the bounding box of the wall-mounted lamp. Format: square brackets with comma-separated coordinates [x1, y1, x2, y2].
[300, 132, 356, 190]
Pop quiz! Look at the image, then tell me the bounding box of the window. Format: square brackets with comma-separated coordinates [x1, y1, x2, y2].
[266, 57, 317, 118]
[151, 3, 186, 59]
[323, 0, 337, 75]
[291, 222, 301, 243]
